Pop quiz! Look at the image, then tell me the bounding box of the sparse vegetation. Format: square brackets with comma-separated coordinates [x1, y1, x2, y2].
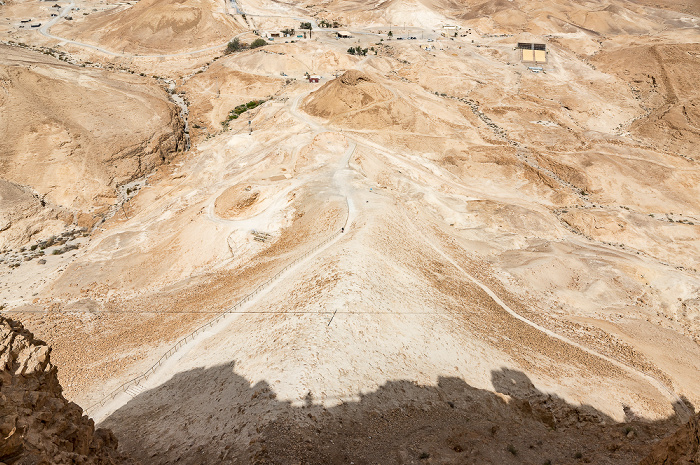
[225, 37, 241, 54]
[250, 38, 267, 49]
[318, 19, 340, 28]
[221, 100, 266, 128]
[224, 37, 267, 53]
[347, 46, 368, 56]
[507, 444, 518, 456]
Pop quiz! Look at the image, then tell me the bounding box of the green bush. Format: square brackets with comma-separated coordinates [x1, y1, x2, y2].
[347, 46, 368, 56]
[226, 37, 241, 54]
[250, 38, 267, 49]
[222, 100, 265, 126]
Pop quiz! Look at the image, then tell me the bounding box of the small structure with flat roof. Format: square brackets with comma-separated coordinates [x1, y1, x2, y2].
[517, 42, 547, 64]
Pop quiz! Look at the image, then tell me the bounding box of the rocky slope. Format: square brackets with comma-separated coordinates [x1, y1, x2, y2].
[641, 412, 700, 465]
[0, 44, 186, 248]
[0, 316, 134, 464]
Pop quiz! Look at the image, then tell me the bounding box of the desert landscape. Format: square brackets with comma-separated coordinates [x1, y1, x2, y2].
[1, 0, 700, 462]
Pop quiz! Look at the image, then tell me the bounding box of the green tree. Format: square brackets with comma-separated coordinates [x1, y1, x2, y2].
[225, 37, 241, 54]
[250, 38, 267, 48]
[388, 30, 393, 37]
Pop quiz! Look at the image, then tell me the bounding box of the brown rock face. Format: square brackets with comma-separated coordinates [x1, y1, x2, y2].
[0, 316, 135, 464]
[640, 413, 700, 465]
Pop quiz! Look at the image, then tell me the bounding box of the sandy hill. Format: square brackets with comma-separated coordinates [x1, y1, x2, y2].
[3, 0, 700, 462]
[591, 43, 700, 155]
[302, 70, 394, 119]
[53, 0, 243, 54]
[301, 70, 482, 137]
[300, 0, 451, 28]
[453, 0, 683, 35]
[628, 0, 700, 16]
[0, 45, 185, 247]
[307, 0, 698, 35]
[181, 64, 285, 137]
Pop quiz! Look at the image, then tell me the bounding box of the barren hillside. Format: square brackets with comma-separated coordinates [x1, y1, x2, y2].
[52, 0, 243, 54]
[0, 45, 185, 248]
[0, 0, 699, 462]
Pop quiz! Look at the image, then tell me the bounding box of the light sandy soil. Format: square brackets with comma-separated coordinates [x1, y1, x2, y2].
[51, 0, 243, 54]
[0, 44, 185, 251]
[1, 0, 700, 462]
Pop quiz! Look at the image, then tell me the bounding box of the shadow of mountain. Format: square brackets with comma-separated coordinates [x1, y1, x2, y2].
[101, 363, 693, 464]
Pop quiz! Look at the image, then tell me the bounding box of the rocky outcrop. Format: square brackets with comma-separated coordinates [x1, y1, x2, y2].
[0, 316, 135, 464]
[640, 413, 700, 465]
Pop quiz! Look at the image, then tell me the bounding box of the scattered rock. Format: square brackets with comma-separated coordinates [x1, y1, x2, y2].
[640, 413, 700, 465]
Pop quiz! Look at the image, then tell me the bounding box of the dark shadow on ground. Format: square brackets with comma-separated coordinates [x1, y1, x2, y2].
[101, 364, 694, 464]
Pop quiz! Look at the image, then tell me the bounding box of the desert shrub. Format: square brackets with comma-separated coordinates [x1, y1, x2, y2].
[347, 46, 368, 56]
[226, 37, 241, 54]
[250, 38, 267, 49]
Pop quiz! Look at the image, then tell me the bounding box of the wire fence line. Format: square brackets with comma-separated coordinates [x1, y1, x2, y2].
[84, 228, 342, 416]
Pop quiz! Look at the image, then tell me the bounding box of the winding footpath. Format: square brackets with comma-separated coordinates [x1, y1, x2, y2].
[88, 94, 356, 422]
[54, 19, 691, 421]
[425, 236, 692, 419]
[290, 73, 691, 420]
